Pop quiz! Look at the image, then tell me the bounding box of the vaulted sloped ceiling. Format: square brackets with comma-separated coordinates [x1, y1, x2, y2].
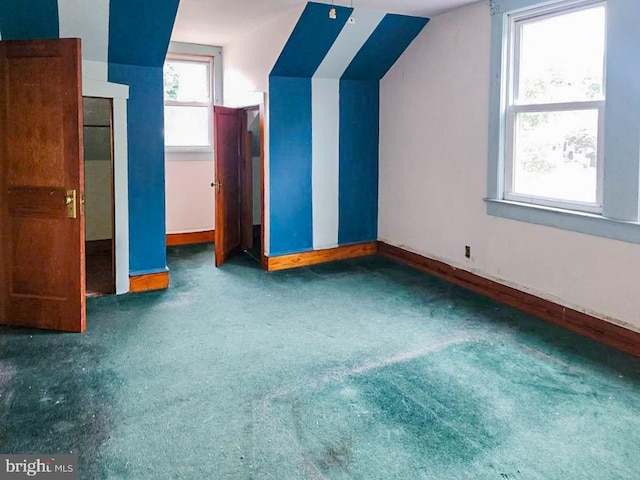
[0, 0, 179, 67]
[268, 2, 429, 255]
[171, 0, 477, 46]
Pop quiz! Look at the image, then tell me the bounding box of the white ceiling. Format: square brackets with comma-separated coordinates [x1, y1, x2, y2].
[171, 0, 480, 47]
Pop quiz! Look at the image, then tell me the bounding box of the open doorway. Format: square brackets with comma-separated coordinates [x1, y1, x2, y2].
[214, 103, 265, 267]
[83, 97, 115, 296]
[242, 106, 263, 262]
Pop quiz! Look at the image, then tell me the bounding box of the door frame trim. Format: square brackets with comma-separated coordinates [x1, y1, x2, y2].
[258, 102, 267, 268]
[242, 103, 267, 268]
[83, 78, 130, 294]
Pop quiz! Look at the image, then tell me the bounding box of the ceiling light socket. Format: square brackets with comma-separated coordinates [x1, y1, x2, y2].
[329, 7, 337, 19]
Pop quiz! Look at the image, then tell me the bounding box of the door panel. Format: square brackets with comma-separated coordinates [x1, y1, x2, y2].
[214, 106, 243, 267]
[9, 58, 66, 186]
[11, 218, 69, 298]
[0, 39, 86, 332]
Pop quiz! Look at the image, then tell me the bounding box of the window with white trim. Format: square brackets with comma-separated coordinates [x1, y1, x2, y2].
[163, 55, 214, 150]
[504, 1, 606, 213]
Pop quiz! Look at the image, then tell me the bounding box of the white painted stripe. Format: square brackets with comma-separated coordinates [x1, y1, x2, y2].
[58, 0, 110, 81]
[311, 10, 385, 250]
[314, 9, 386, 79]
[112, 97, 130, 294]
[311, 78, 340, 250]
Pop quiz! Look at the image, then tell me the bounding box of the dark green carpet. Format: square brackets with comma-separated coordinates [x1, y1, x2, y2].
[1, 244, 640, 479]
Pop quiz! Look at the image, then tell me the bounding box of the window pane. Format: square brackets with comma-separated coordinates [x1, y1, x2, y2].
[512, 109, 598, 204]
[517, 6, 605, 104]
[164, 60, 210, 102]
[164, 106, 210, 147]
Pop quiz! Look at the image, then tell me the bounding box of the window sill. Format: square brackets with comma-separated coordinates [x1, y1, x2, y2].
[165, 149, 214, 162]
[485, 198, 640, 245]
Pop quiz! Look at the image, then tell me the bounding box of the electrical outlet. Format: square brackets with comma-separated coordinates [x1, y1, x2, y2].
[465, 246, 471, 258]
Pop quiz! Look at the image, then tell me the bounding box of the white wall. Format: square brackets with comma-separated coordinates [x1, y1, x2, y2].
[84, 97, 112, 241]
[85, 161, 112, 240]
[248, 108, 262, 225]
[165, 159, 215, 234]
[222, 5, 303, 108]
[223, 4, 303, 254]
[379, 1, 640, 332]
[252, 156, 261, 225]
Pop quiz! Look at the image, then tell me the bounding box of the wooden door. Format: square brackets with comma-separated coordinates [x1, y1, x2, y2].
[214, 106, 243, 267]
[0, 39, 86, 332]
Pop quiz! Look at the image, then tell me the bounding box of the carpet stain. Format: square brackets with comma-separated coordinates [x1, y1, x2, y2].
[316, 438, 352, 472]
[279, 345, 508, 478]
[353, 360, 499, 462]
[258, 339, 640, 479]
[0, 333, 118, 479]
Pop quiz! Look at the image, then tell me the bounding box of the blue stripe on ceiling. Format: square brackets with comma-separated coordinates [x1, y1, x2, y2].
[269, 76, 314, 256]
[338, 79, 379, 245]
[0, 0, 60, 40]
[271, 2, 352, 78]
[342, 14, 429, 80]
[108, 0, 179, 67]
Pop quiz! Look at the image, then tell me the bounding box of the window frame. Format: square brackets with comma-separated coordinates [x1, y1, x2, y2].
[163, 53, 215, 153]
[503, 0, 607, 214]
[486, 0, 640, 246]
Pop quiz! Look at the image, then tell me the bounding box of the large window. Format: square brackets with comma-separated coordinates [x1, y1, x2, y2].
[488, 0, 640, 244]
[504, 1, 606, 212]
[163, 55, 214, 149]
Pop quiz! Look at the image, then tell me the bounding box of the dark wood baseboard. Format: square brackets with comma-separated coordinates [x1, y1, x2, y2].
[166, 230, 215, 247]
[86, 239, 112, 256]
[129, 271, 170, 293]
[378, 241, 640, 358]
[267, 242, 378, 272]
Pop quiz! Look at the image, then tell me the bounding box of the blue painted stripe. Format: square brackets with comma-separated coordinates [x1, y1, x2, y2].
[108, 0, 179, 67]
[0, 0, 60, 40]
[338, 80, 379, 245]
[342, 14, 429, 80]
[271, 2, 352, 78]
[109, 63, 167, 273]
[269, 76, 314, 256]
